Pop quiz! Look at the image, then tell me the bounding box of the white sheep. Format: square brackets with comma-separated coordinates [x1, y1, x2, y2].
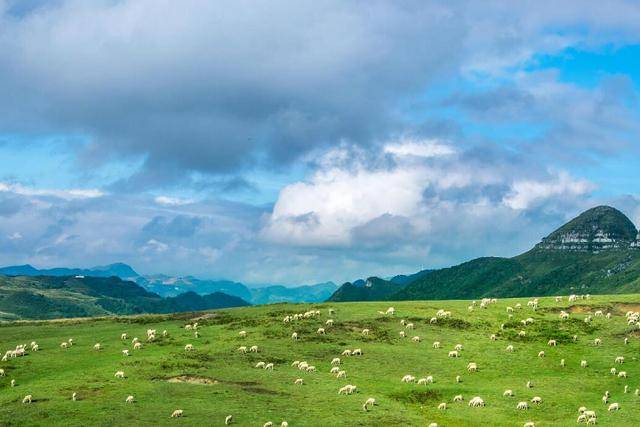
[341, 349, 352, 356]
[114, 371, 125, 379]
[133, 342, 142, 350]
[122, 349, 130, 356]
[225, 415, 233, 425]
[405, 323, 414, 330]
[467, 362, 477, 372]
[526, 381, 533, 388]
[362, 329, 370, 336]
[432, 341, 440, 349]
[93, 343, 101, 351]
[11, 379, 16, 387]
[255, 362, 266, 368]
[608, 402, 620, 411]
[581, 360, 588, 368]
[401, 375, 416, 383]
[0, 368, 5, 376]
[317, 328, 326, 335]
[453, 395, 463, 402]
[336, 370, 347, 378]
[185, 344, 194, 351]
[454, 344, 463, 351]
[121, 333, 128, 340]
[265, 363, 274, 370]
[22, 395, 32, 404]
[455, 375, 461, 383]
[615, 356, 624, 364]
[448, 350, 459, 358]
[412, 336, 421, 343]
[331, 357, 341, 366]
[60, 342, 68, 349]
[72, 392, 77, 401]
[126, 395, 134, 403]
[237, 346, 248, 353]
[352, 348, 362, 356]
[326, 319, 334, 326]
[468, 396, 485, 407]
[560, 358, 565, 367]
[399, 331, 406, 338]
[517, 401, 529, 410]
[330, 367, 340, 374]
[594, 338, 602, 346]
[438, 402, 447, 410]
[490, 334, 497, 341]
[362, 397, 376, 411]
[618, 371, 627, 378]
[171, 409, 183, 418]
[524, 422, 535, 427]
[506, 345, 514, 352]
[538, 351, 545, 358]
[291, 332, 298, 341]
[294, 378, 304, 385]
[531, 396, 542, 404]
[239, 331, 247, 338]
[503, 389, 514, 397]
[547, 339, 557, 346]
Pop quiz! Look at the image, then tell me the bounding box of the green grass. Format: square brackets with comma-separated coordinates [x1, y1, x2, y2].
[1, 295, 639, 426]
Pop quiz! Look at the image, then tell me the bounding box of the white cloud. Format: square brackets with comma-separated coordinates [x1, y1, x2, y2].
[7, 232, 22, 240]
[141, 239, 169, 253]
[154, 196, 194, 206]
[503, 172, 596, 210]
[0, 182, 104, 200]
[384, 138, 456, 158]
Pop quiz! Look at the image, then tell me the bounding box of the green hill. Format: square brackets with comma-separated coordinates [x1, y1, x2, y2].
[0, 275, 249, 320]
[330, 206, 640, 302]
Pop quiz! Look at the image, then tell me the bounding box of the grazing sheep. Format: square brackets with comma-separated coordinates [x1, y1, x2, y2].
[429, 424, 438, 427]
[531, 397, 542, 404]
[133, 342, 142, 350]
[114, 371, 125, 379]
[432, 341, 440, 349]
[60, 342, 68, 349]
[610, 368, 617, 375]
[170, 409, 183, 418]
[342, 350, 352, 356]
[0, 368, 4, 377]
[225, 415, 233, 425]
[122, 350, 130, 356]
[126, 395, 134, 403]
[294, 378, 304, 385]
[412, 336, 421, 343]
[363, 397, 376, 411]
[448, 350, 459, 358]
[255, 362, 266, 368]
[184, 344, 194, 351]
[237, 346, 248, 353]
[317, 328, 326, 335]
[11, 379, 16, 387]
[338, 384, 357, 395]
[430, 317, 438, 324]
[615, 356, 624, 364]
[490, 334, 497, 341]
[560, 359, 565, 367]
[399, 331, 406, 338]
[468, 396, 485, 407]
[517, 401, 529, 410]
[455, 375, 461, 383]
[291, 332, 298, 341]
[401, 375, 416, 383]
[121, 333, 128, 340]
[438, 402, 447, 410]
[581, 360, 588, 368]
[330, 367, 340, 374]
[417, 377, 433, 385]
[263, 423, 273, 427]
[386, 307, 395, 315]
[352, 348, 363, 356]
[618, 371, 627, 378]
[362, 329, 370, 336]
[68, 338, 73, 346]
[453, 395, 463, 402]
[608, 403, 620, 411]
[524, 422, 535, 427]
[518, 331, 526, 337]
[405, 323, 414, 330]
[93, 343, 101, 351]
[331, 357, 341, 366]
[548, 339, 557, 346]
[265, 363, 274, 370]
[163, 330, 168, 337]
[454, 344, 463, 351]
[305, 365, 315, 372]
[503, 390, 514, 397]
[22, 395, 32, 404]
[594, 338, 602, 346]
[624, 385, 629, 393]
[326, 319, 333, 326]
[467, 362, 478, 372]
[506, 345, 514, 352]
[538, 351, 545, 358]
[239, 331, 247, 338]
[602, 395, 608, 404]
[336, 370, 347, 378]
[526, 381, 533, 388]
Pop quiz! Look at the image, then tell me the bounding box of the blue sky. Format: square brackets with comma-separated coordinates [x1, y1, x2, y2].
[1, 1, 639, 285]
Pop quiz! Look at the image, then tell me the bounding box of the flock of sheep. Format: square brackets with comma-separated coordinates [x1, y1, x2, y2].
[1, 294, 640, 425]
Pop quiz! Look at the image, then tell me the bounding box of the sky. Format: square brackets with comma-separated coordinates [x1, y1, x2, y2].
[1, 0, 640, 285]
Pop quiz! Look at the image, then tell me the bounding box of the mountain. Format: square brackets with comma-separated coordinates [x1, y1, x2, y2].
[136, 275, 253, 300]
[328, 277, 407, 302]
[389, 269, 433, 286]
[250, 282, 338, 304]
[0, 263, 139, 280]
[330, 206, 640, 302]
[0, 275, 249, 321]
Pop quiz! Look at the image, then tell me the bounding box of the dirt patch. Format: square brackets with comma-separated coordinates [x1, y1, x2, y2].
[167, 375, 219, 385]
[389, 389, 441, 404]
[612, 303, 640, 314]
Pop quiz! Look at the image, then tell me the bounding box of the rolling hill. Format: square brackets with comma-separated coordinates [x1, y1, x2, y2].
[0, 275, 249, 321]
[330, 206, 640, 302]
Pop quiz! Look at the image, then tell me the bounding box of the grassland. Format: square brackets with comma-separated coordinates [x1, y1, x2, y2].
[1, 295, 639, 426]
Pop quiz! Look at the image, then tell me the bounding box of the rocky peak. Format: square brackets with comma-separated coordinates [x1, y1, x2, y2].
[536, 206, 638, 252]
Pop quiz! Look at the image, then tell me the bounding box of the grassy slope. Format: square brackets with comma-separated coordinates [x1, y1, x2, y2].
[392, 251, 640, 301]
[1, 295, 639, 426]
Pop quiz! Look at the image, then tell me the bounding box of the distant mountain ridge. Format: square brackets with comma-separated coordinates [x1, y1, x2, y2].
[0, 263, 337, 305]
[330, 206, 640, 302]
[0, 275, 249, 320]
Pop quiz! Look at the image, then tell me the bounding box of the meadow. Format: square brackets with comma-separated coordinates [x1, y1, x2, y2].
[1, 294, 639, 426]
